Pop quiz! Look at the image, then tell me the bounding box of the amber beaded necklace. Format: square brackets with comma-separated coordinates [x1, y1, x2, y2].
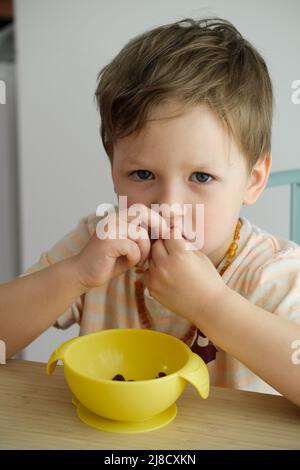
[134, 218, 242, 346]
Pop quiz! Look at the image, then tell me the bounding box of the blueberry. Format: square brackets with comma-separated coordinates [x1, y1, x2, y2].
[112, 374, 125, 381]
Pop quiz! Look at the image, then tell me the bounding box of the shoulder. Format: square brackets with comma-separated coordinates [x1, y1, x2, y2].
[70, 204, 118, 238]
[36, 208, 116, 265]
[226, 216, 300, 284]
[239, 216, 300, 277]
[237, 217, 300, 320]
[83, 204, 119, 236]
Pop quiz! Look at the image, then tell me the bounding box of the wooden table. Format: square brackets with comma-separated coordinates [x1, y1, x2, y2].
[1, 359, 300, 449]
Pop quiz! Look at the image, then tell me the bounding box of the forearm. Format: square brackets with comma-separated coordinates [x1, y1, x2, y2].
[196, 286, 300, 406]
[0, 256, 87, 358]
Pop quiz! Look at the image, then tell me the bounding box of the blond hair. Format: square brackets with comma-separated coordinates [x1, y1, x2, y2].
[95, 18, 273, 172]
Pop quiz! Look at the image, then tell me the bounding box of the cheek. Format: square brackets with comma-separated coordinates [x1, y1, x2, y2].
[113, 175, 136, 200]
[197, 209, 227, 251]
[113, 178, 128, 195]
[204, 217, 222, 242]
[202, 210, 238, 253]
[115, 187, 149, 209]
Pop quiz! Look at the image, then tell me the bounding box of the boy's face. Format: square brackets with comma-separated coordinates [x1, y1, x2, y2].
[111, 101, 268, 267]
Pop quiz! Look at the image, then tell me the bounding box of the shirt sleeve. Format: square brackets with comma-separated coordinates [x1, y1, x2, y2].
[245, 245, 300, 326]
[19, 213, 98, 329]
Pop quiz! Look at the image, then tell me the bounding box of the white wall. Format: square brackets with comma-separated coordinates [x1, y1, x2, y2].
[14, 0, 300, 361]
[0, 62, 19, 283]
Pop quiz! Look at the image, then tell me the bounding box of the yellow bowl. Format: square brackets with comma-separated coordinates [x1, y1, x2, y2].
[47, 329, 209, 432]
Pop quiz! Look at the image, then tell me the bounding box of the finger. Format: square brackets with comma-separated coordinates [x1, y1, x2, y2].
[112, 238, 142, 271]
[128, 223, 151, 267]
[119, 222, 151, 267]
[148, 208, 171, 240]
[148, 247, 157, 268]
[163, 226, 189, 253]
[96, 209, 152, 265]
[151, 239, 169, 262]
[122, 204, 170, 241]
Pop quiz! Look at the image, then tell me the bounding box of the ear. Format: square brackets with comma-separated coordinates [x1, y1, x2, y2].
[243, 153, 272, 206]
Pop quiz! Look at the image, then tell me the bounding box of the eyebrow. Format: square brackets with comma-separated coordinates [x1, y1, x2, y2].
[125, 158, 224, 171]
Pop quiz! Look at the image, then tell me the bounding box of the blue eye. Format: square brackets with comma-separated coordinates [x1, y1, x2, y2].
[129, 170, 213, 183]
[190, 172, 213, 184]
[130, 170, 154, 181]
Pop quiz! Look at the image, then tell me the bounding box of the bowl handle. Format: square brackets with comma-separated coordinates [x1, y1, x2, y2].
[178, 353, 210, 399]
[46, 337, 78, 375]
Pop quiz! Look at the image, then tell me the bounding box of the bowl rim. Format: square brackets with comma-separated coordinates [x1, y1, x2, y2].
[62, 328, 193, 385]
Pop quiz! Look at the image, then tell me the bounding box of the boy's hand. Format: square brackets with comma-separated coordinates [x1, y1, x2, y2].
[143, 228, 227, 324]
[74, 204, 169, 290]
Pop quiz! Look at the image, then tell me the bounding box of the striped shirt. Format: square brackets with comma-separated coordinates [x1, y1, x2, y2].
[23, 213, 300, 394]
